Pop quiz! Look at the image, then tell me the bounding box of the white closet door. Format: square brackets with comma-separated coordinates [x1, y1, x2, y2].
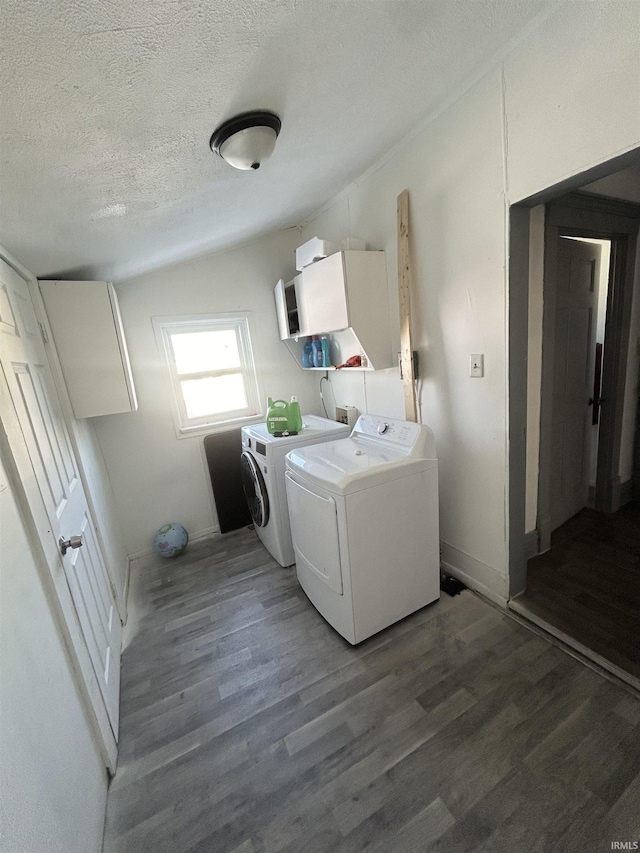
[0, 259, 121, 752]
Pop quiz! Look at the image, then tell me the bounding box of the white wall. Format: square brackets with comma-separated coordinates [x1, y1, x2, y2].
[0, 447, 107, 853]
[503, 2, 640, 205]
[72, 418, 129, 598]
[94, 229, 322, 557]
[299, 1, 640, 604]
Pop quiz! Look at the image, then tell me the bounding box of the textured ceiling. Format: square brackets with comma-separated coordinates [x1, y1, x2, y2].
[1, 0, 556, 281]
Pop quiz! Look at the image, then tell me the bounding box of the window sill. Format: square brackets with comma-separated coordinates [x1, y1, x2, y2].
[175, 413, 264, 440]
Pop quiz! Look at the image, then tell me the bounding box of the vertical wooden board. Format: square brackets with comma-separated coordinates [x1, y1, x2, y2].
[397, 190, 417, 422]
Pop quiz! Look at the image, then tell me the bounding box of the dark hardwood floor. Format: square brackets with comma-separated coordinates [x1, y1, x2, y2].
[103, 526, 640, 853]
[517, 503, 640, 682]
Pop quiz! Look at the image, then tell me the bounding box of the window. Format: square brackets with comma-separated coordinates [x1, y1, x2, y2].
[157, 315, 261, 435]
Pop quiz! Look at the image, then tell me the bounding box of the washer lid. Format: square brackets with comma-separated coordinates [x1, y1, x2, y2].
[243, 414, 350, 449]
[285, 437, 437, 495]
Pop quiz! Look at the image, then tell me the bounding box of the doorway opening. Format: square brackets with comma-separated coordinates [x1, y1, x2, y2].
[508, 152, 640, 688]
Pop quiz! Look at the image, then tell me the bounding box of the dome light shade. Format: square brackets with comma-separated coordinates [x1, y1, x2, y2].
[210, 111, 281, 171]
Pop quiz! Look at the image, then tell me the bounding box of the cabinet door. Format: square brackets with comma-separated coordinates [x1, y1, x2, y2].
[273, 279, 299, 340]
[296, 252, 349, 336]
[39, 280, 137, 418]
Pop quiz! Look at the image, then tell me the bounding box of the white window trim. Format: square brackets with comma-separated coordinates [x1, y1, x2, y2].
[154, 313, 263, 439]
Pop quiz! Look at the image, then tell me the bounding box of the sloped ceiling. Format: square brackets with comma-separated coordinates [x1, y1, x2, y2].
[1, 0, 556, 281]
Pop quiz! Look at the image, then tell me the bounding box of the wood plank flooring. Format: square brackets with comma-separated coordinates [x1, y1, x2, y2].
[517, 503, 640, 681]
[103, 527, 640, 853]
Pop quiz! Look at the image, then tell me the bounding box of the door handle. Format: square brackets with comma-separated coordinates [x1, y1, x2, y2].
[591, 342, 603, 426]
[60, 534, 83, 556]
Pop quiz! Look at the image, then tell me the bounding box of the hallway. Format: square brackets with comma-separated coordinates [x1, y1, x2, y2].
[516, 503, 640, 683]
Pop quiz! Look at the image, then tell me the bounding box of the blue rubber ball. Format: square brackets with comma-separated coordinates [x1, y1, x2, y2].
[153, 523, 188, 558]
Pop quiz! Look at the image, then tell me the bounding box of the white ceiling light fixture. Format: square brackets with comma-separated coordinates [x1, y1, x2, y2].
[210, 111, 281, 171]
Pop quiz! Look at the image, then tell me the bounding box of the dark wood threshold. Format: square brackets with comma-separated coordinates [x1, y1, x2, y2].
[508, 596, 640, 696]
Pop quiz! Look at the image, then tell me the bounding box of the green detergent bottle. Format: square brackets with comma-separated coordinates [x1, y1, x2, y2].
[289, 396, 303, 433]
[266, 397, 303, 436]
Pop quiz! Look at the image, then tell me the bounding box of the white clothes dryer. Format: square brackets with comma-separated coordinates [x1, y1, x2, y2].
[285, 414, 440, 643]
[240, 415, 350, 567]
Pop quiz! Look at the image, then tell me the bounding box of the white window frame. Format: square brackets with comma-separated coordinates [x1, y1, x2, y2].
[155, 313, 263, 438]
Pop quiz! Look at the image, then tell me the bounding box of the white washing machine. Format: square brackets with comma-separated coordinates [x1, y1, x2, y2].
[285, 414, 440, 644]
[240, 415, 350, 567]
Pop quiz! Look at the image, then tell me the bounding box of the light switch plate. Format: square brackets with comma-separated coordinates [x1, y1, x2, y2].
[470, 354, 484, 377]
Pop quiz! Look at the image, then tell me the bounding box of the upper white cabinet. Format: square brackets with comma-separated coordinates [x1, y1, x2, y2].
[275, 250, 393, 370]
[296, 251, 385, 337]
[295, 252, 347, 336]
[39, 280, 138, 419]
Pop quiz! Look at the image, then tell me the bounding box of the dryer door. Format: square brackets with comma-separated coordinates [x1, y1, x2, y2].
[240, 451, 270, 528]
[285, 473, 343, 594]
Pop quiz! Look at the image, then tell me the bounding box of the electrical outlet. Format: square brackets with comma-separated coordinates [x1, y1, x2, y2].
[335, 406, 348, 425]
[398, 350, 420, 380]
[470, 354, 484, 378]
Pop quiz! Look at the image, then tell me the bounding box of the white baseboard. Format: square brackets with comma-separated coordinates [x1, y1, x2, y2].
[440, 541, 508, 609]
[126, 524, 221, 564]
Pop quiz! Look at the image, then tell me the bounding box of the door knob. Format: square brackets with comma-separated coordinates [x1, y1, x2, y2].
[59, 534, 83, 556]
